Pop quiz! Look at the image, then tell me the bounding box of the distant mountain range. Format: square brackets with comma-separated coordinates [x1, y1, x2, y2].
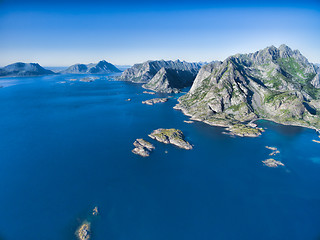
[0, 60, 122, 77]
[119, 60, 202, 93]
[0, 62, 55, 77]
[175, 44, 320, 136]
[60, 60, 121, 74]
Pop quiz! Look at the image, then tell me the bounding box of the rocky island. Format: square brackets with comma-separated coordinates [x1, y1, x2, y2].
[132, 138, 155, 157]
[0, 62, 55, 77]
[149, 128, 192, 150]
[175, 45, 320, 136]
[142, 98, 168, 105]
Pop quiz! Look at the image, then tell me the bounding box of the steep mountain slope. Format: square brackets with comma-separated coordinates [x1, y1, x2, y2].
[61, 60, 121, 74]
[119, 60, 201, 93]
[0, 62, 55, 77]
[142, 67, 197, 93]
[175, 45, 320, 136]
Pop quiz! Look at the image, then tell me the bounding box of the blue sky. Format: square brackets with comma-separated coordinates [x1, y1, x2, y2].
[0, 0, 319, 66]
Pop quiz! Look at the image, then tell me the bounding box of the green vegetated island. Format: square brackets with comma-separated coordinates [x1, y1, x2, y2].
[172, 45, 320, 137]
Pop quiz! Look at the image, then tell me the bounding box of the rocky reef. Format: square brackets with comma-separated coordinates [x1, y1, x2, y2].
[0, 62, 55, 77]
[132, 138, 155, 157]
[61, 60, 121, 74]
[119, 60, 201, 93]
[149, 128, 192, 150]
[175, 45, 320, 136]
[142, 98, 168, 105]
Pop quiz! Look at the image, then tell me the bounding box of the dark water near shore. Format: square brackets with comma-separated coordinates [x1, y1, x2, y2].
[0, 75, 319, 240]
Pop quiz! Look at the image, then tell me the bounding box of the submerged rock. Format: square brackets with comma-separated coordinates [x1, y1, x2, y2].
[142, 98, 168, 105]
[149, 128, 192, 150]
[132, 138, 155, 157]
[262, 158, 284, 168]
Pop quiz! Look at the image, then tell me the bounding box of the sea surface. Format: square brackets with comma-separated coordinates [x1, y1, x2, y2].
[0, 74, 319, 240]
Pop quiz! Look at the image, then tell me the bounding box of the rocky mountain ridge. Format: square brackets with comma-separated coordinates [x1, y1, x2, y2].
[175, 44, 320, 136]
[119, 60, 202, 93]
[61, 60, 121, 74]
[0, 62, 55, 77]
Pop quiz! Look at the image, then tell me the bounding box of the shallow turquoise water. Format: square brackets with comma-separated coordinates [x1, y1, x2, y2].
[0, 75, 319, 240]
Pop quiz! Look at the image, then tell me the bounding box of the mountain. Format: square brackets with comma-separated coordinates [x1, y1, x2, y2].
[61, 60, 121, 74]
[0, 62, 55, 77]
[119, 60, 202, 93]
[175, 44, 320, 136]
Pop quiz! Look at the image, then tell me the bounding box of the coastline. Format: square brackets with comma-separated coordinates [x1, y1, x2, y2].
[174, 104, 320, 136]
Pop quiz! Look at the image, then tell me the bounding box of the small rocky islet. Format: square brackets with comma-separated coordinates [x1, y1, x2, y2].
[132, 129, 192, 157]
[263, 146, 284, 167]
[265, 146, 280, 156]
[142, 98, 168, 105]
[262, 158, 285, 168]
[132, 138, 155, 157]
[149, 128, 193, 150]
[76, 221, 91, 240]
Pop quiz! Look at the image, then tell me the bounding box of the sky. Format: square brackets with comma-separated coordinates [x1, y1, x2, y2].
[0, 0, 319, 66]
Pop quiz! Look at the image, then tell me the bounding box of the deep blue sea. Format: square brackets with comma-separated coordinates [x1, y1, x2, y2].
[0, 74, 319, 240]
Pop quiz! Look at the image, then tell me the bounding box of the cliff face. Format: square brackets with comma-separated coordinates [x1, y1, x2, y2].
[142, 67, 197, 93]
[119, 60, 201, 93]
[61, 60, 121, 74]
[0, 62, 55, 77]
[175, 45, 320, 133]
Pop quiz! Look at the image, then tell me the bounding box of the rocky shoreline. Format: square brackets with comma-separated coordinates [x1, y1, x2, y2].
[174, 104, 263, 137]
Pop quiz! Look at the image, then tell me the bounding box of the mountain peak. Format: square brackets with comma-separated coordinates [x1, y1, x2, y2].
[0, 62, 54, 77]
[61, 60, 121, 74]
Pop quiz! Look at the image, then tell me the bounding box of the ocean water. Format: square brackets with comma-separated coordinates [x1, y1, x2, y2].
[0, 75, 319, 240]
